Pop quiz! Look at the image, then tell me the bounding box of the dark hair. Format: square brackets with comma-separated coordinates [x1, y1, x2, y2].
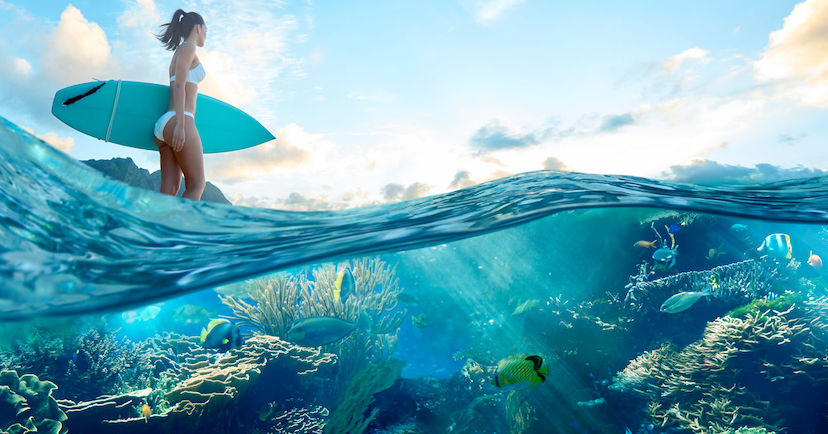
[156, 9, 204, 51]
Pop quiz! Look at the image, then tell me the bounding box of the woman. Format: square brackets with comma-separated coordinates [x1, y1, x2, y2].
[153, 10, 207, 200]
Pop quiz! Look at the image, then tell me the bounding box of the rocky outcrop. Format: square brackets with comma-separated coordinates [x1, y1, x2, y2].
[82, 158, 231, 204]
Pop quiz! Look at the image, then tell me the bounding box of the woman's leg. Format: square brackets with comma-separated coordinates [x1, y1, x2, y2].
[163, 116, 205, 200]
[154, 137, 182, 196]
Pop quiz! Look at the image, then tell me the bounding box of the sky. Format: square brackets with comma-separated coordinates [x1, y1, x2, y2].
[1, 0, 828, 210]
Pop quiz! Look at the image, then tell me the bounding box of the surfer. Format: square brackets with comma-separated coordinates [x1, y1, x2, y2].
[153, 10, 208, 200]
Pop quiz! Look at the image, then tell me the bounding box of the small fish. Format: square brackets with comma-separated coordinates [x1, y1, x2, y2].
[490, 354, 548, 390]
[411, 313, 429, 328]
[576, 397, 606, 407]
[333, 268, 356, 303]
[660, 290, 711, 314]
[287, 313, 371, 347]
[667, 223, 683, 234]
[121, 305, 162, 324]
[756, 233, 792, 260]
[634, 240, 658, 249]
[705, 246, 725, 260]
[808, 251, 822, 270]
[396, 292, 419, 306]
[173, 304, 215, 325]
[511, 298, 541, 316]
[200, 319, 243, 352]
[653, 247, 677, 268]
[730, 223, 747, 232]
[141, 403, 151, 423]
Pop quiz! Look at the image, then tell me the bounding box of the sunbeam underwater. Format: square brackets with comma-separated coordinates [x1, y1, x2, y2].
[2, 115, 828, 320]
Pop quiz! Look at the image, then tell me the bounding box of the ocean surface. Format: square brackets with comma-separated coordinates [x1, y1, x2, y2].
[0, 115, 826, 433]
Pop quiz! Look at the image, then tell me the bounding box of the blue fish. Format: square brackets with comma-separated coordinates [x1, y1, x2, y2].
[660, 289, 711, 313]
[287, 313, 371, 347]
[668, 223, 683, 234]
[653, 248, 677, 268]
[200, 319, 243, 352]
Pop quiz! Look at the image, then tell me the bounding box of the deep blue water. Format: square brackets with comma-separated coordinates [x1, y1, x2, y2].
[1, 115, 827, 434]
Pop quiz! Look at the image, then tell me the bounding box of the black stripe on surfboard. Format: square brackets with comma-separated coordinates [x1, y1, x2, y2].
[62, 82, 106, 106]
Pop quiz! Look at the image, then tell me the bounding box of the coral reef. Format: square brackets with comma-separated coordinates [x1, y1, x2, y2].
[623, 259, 782, 315]
[57, 335, 336, 434]
[222, 257, 407, 396]
[61, 327, 151, 401]
[219, 273, 305, 337]
[0, 370, 66, 434]
[505, 391, 537, 434]
[611, 297, 828, 433]
[222, 258, 406, 347]
[324, 358, 404, 434]
[1, 325, 152, 403]
[0, 318, 81, 386]
[255, 398, 328, 434]
[57, 388, 151, 432]
[725, 293, 801, 320]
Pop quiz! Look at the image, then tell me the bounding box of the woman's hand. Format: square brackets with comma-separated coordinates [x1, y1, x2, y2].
[172, 122, 186, 152]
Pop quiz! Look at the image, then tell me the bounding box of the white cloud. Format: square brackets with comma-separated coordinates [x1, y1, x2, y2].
[117, 0, 160, 29]
[460, 0, 524, 23]
[20, 126, 75, 154]
[662, 47, 710, 74]
[38, 132, 76, 154]
[206, 123, 327, 183]
[382, 182, 431, 202]
[12, 58, 31, 76]
[179, 0, 308, 125]
[41, 5, 113, 85]
[753, 0, 828, 107]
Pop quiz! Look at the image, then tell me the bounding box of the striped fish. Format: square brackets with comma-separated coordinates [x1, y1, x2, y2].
[757, 233, 792, 260]
[491, 354, 549, 390]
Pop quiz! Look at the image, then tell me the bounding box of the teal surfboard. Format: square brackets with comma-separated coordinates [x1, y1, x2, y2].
[51, 80, 274, 153]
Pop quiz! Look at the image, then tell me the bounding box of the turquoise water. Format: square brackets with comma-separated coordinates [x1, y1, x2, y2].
[0, 115, 826, 433]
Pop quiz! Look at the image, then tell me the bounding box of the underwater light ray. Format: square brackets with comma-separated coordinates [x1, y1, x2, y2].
[2, 115, 828, 320]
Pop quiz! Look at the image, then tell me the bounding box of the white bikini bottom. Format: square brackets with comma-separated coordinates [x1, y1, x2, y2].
[154, 111, 194, 142]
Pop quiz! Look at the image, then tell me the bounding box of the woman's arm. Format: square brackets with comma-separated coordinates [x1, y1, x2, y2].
[171, 44, 196, 152]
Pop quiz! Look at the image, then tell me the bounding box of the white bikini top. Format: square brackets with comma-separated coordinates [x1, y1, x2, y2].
[170, 42, 206, 85]
[170, 62, 205, 85]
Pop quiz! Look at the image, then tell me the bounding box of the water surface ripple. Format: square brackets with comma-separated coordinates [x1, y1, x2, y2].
[1, 116, 827, 320]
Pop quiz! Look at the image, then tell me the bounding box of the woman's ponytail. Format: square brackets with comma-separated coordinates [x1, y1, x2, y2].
[156, 9, 203, 51]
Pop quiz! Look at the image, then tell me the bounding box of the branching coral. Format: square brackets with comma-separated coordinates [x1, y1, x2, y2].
[257, 398, 329, 434]
[1, 325, 152, 403]
[611, 297, 828, 433]
[623, 260, 782, 315]
[0, 332, 66, 384]
[219, 273, 307, 337]
[222, 257, 406, 342]
[61, 327, 150, 402]
[324, 358, 404, 434]
[222, 257, 407, 396]
[57, 335, 336, 434]
[0, 370, 66, 434]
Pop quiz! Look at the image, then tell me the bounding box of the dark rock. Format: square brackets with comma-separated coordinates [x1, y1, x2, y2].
[82, 157, 231, 205]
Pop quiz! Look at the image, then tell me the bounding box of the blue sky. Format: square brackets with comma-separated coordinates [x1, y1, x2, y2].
[1, 0, 827, 209]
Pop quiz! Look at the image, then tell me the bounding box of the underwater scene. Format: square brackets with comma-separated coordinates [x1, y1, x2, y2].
[1, 115, 827, 434]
